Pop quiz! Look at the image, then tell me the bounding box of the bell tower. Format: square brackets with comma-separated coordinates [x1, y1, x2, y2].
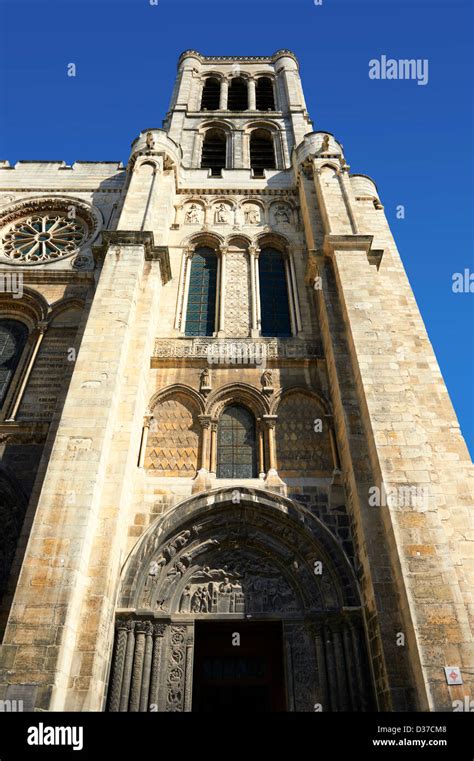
[0, 50, 472, 715]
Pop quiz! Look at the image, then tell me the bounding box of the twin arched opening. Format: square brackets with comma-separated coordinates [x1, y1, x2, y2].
[182, 240, 295, 338]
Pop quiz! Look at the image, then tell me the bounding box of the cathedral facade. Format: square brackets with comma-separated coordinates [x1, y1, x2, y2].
[0, 50, 472, 713]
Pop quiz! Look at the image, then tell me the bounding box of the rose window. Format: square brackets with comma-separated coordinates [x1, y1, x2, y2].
[2, 214, 86, 263]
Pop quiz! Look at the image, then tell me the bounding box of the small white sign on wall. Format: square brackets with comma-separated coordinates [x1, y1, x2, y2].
[444, 667, 463, 685]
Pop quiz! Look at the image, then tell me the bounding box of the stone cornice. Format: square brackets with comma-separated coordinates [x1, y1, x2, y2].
[323, 234, 384, 268]
[99, 231, 171, 284]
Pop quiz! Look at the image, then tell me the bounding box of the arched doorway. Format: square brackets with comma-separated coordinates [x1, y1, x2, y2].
[108, 488, 374, 712]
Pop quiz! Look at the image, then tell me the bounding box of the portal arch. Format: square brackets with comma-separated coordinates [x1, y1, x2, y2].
[108, 489, 374, 712]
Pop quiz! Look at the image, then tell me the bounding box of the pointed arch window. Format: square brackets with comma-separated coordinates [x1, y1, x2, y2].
[201, 128, 227, 176]
[259, 248, 292, 337]
[0, 319, 28, 407]
[201, 78, 220, 111]
[217, 405, 257, 479]
[184, 247, 218, 337]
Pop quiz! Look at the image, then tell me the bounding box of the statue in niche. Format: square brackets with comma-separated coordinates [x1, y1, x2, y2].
[274, 204, 290, 224]
[215, 203, 229, 224]
[199, 367, 212, 394]
[185, 204, 201, 224]
[261, 369, 273, 389]
[146, 131, 155, 150]
[245, 206, 260, 225]
[321, 134, 330, 152]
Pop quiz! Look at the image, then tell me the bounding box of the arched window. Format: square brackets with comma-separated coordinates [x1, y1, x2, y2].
[185, 247, 218, 337]
[256, 78, 275, 110]
[217, 405, 257, 479]
[201, 78, 220, 110]
[0, 319, 28, 406]
[201, 128, 227, 176]
[228, 78, 248, 111]
[259, 248, 292, 337]
[250, 129, 276, 176]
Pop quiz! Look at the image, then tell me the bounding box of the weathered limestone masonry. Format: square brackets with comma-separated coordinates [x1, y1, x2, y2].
[0, 50, 472, 712]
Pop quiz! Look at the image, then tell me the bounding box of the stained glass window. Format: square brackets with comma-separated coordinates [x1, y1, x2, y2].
[259, 248, 292, 337]
[185, 247, 218, 337]
[0, 320, 28, 406]
[217, 405, 257, 479]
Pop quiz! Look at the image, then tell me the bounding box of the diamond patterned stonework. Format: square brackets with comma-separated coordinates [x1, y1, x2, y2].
[146, 395, 200, 475]
[224, 252, 251, 337]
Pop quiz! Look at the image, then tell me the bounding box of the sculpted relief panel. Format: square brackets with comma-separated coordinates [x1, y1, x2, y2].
[132, 505, 348, 617]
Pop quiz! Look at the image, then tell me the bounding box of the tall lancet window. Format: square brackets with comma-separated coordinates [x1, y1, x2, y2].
[250, 129, 276, 176]
[0, 319, 28, 406]
[217, 405, 257, 479]
[184, 247, 218, 337]
[256, 77, 275, 110]
[201, 78, 220, 110]
[228, 78, 248, 111]
[201, 128, 227, 176]
[259, 248, 292, 337]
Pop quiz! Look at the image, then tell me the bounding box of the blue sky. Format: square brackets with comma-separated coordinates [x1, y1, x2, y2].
[1, 0, 473, 455]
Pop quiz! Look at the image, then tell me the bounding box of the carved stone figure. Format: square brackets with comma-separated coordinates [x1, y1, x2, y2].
[146, 131, 155, 150]
[261, 369, 273, 388]
[274, 204, 290, 224]
[184, 204, 201, 224]
[321, 134, 330, 152]
[245, 206, 260, 225]
[199, 367, 211, 393]
[215, 203, 229, 224]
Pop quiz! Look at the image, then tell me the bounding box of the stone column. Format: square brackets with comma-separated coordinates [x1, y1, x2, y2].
[248, 77, 256, 110]
[284, 257, 297, 336]
[119, 621, 136, 712]
[219, 79, 229, 110]
[107, 620, 129, 712]
[257, 419, 265, 477]
[262, 415, 286, 491]
[217, 245, 227, 336]
[148, 624, 166, 711]
[209, 421, 218, 475]
[129, 621, 147, 712]
[139, 621, 154, 712]
[313, 623, 329, 711]
[198, 415, 211, 471]
[138, 414, 152, 468]
[254, 251, 262, 333]
[7, 320, 48, 421]
[249, 245, 260, 337]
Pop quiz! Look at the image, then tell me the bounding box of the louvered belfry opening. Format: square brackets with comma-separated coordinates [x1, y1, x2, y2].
[201, 78, 220, 110]
[228, 77, 248, 111]
[250, 129, 276, 176]
[201, 128, 226, 176]
[256, 77, 275, 110]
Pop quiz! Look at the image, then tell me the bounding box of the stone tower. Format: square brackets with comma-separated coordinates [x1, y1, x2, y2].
[0, 50, 472, 713]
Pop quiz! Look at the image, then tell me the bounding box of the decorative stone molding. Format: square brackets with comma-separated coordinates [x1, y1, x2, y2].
[152, 338, 324, 366]
[98, 231, 171, 283]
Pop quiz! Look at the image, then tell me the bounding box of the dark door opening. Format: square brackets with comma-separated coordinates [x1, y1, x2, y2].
[192, 621, 286, 712]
